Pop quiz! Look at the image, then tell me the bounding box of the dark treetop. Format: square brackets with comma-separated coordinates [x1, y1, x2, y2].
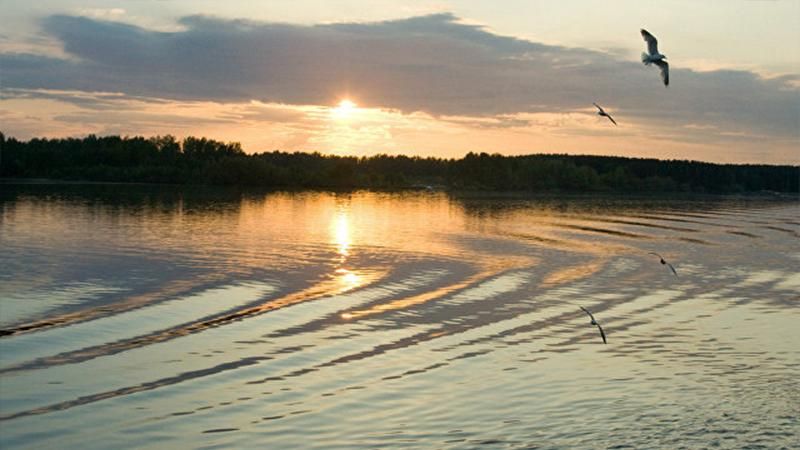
[1, 133, 797, 193]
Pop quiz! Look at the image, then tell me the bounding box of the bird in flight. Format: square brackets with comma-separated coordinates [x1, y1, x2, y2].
[649, 252, 677, 276]
[579, 306, 607, 344]
[641, 29, 669, 86]
[593, 102, 618, 126]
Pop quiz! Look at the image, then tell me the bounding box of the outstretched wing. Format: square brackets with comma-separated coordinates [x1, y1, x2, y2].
[667, 262, 677, 276]
[641, 29, 659, 55]
[579, 306, 595, 321]
[597, 323, 607, 344]
[593, 102, 604, 113]
[654, 60, 669, 86]
[606, 114, 617, 126]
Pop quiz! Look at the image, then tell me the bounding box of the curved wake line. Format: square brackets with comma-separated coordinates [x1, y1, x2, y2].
[0, 274, 228, 338]
[0, 282, 278, 369]
[0, 357, 271, 421]
[0, 271, 384, 375]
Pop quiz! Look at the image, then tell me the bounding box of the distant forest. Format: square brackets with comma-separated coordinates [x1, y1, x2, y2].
[1, 133, 798, 193]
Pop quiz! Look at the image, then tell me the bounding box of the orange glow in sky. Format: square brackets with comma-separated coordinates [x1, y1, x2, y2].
[1, 2, 798, 164]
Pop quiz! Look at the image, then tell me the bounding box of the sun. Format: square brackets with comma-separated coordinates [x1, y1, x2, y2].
[332, 99, 357, 119]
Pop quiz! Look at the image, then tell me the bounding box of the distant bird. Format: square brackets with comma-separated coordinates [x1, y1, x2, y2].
[579, 306, 607, 344]
[641, 29, 669, 86]
[649, 252, 677, 276]
[593, 102, 618, 126]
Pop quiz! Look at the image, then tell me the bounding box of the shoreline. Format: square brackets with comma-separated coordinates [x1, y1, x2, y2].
[2, 177, 798, 200]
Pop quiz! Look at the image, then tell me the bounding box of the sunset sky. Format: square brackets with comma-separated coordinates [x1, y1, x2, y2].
[1, 0, 798, 164]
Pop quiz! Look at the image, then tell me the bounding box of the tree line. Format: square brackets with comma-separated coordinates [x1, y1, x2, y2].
[0, 133, 797, 193]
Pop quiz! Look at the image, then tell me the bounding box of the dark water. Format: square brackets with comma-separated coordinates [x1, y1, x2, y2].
[1, 185, 798, 449]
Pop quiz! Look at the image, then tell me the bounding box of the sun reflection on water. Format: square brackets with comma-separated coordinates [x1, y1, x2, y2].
[330, 206, 369, 293]
[332, 211, 351, 260]
[335, 268, 362, 290]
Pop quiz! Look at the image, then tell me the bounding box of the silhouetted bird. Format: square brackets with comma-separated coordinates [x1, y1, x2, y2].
[579, 306, 607, 344]
[641, 29, 669, 86]
[649, 252, 677, 275]
[593, 102, 618, 126]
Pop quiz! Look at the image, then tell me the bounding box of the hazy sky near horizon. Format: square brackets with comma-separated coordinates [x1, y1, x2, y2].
[1, 0, 798, 163]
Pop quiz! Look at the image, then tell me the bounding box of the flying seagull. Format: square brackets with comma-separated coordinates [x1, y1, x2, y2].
[593, 102, 618, 126]
[579, 306, 607, 344]
[649, 252, 677, 276]
[641, 29, 669, 86]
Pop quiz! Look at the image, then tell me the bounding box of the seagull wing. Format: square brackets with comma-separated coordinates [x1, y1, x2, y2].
[596, 323, 607, 344]
[606, 113, 617, 126]
[641, 29, 659, 55]
[667, 262, 677, 276]
[654, 60, 669, 86]
[579, 306, 595, 322]
[593, 102, 604, 113]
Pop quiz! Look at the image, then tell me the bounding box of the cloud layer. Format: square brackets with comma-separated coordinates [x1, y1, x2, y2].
[1, 13, 798, 160]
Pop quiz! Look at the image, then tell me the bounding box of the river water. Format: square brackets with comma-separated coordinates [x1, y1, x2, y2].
[1, 185, 798, 449]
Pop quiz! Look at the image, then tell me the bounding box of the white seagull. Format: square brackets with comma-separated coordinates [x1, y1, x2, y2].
[579, 306, 607, 344]
[593, 102, 618, 126]
[641, 29, 669, 86]
[649, 252, 678, 276]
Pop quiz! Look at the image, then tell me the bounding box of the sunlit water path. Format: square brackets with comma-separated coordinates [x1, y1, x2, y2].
[1, 186, 798, 449]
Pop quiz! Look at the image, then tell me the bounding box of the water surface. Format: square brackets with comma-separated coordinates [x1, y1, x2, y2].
[1, 185, 798, 449]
